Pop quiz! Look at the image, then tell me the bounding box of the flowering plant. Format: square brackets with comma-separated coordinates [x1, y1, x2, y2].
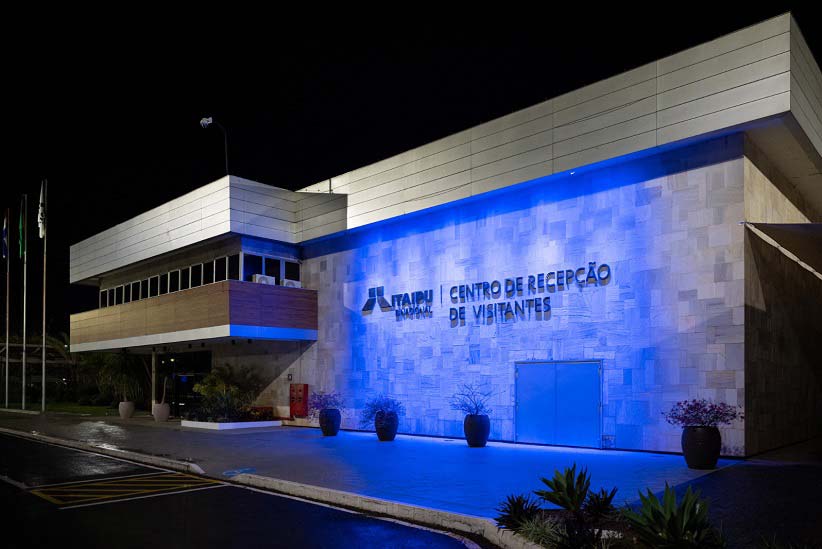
[663, 399, 742, 427]
[308, 391, 343, 419]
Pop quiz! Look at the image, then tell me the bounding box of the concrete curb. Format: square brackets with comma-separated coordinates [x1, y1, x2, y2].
[0, 408, 40, 415]
[0, 426, 205, 475]
[233, 473, 541, 549]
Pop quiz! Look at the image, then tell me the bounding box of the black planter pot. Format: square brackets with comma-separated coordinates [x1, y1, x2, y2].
[319, 408, 341, 436]
[681, 426, 721, 469]
[463, 414, 490, 447]
[374, 410, 398, 441]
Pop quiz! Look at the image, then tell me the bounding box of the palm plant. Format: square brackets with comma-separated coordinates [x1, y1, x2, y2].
[97, 350, 146, 402]
[621, 484, 725, 548]
[495, 494, 542, 531]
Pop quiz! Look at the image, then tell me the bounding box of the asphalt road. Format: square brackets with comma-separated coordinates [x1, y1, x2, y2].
[0, 433, 473, 548]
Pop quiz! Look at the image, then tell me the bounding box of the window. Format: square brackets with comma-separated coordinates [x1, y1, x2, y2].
[191, 264, 202, 287]
[203, 261, 214, 284]
[244, 254, 263, 281]
[264, 258, 280, 285]
[169, 270, 180, 293]
[131, 281, 141, 301]
[124, 284, 131, 304]
[100, 290, 107, 308]
[108, 288, 115, 306]
[228, 254, 240, 280]
[215, 257, 227, 282]
[115, 286, 123, 305]
[141, 279, 149, 299]
[149, 276, 159, 297]
[159, 273, 169, 294]
[180, 267, 190, 290]
[285, 261, 300, 282]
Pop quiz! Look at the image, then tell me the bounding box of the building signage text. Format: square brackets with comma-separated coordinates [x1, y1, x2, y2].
[362, 262, 611, 326]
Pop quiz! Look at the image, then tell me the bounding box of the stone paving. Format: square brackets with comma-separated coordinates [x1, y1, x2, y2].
[670, 438, 822, 549]
[0, 412, 731, 518]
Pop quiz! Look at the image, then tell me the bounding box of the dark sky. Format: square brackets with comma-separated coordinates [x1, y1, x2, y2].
[4, 6, 820, 335]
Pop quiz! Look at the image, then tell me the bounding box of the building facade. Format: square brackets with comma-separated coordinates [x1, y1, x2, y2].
[70, 13, 822, 456]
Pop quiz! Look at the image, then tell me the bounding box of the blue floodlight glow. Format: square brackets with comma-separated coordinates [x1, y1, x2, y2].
[296, 131, 749, 453]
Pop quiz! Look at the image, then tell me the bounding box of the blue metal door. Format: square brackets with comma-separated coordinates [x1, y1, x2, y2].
[515, 361, 601, 448]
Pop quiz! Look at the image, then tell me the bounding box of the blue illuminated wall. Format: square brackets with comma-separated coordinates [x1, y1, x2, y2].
[296, 135, 748, 455]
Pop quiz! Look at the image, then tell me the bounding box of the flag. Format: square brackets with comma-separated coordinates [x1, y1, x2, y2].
[38, 181, 46, 239]
[2, 212, 7, 260]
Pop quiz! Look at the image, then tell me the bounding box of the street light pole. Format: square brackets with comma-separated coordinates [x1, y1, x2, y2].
[200, 117, 229, 176]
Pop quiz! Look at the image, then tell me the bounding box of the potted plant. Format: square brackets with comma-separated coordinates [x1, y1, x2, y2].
[360, 395, 405, 441]
[152, 376, 170, 422]
[309, 391, 344, 436]
[98, 351, 145, 419]
[450, 383, 493, 447]
[664, 399, 742, 469]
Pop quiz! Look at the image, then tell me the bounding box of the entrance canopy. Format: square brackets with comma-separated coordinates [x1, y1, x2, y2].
[748, 223, 822, 277]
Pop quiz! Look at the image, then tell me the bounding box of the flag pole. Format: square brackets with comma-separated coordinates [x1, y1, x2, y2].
[40, 180, 47, 412]
[4, 208, 9, 408]
[21, 194, 27, 410]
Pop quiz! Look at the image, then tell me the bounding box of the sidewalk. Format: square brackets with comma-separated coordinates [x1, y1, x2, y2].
[0, 411, 730, 518]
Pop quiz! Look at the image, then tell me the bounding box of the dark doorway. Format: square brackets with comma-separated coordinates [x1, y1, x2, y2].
[157, 351, 212, 417]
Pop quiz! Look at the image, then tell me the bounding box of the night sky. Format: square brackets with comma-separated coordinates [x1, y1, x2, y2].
[4, 7, 820, 336]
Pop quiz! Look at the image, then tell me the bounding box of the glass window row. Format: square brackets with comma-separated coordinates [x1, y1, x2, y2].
[99, 253, 300, 308]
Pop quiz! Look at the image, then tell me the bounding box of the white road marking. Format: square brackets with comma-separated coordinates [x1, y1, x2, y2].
[58, 484, 227, 510]
[0, 474, 28, 490]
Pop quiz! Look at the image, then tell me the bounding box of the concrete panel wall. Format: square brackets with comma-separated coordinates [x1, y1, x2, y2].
[790, 16, 822, 158]
[743, 156, 822, 455]
[293, 14, 800, 243]
[210, 340, 309, 410]
[281, 143, 748, 454]
[71, 178, 233, 283]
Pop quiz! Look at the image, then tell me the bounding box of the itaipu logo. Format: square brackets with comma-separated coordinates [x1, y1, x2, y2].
[362, 286, 433, 320]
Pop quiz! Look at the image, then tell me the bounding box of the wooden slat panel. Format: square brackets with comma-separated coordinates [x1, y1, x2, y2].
[228, 283, 318, 330]
[70, 281, 318, 345]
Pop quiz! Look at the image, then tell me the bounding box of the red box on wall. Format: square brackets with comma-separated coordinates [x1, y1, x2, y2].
[289, 383, 309, 418]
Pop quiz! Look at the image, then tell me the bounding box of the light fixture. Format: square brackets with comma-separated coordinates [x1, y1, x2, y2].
[200, 116, 229, 176]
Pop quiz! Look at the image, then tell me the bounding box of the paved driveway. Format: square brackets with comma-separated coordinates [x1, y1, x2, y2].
[0, 433, 469, 549]
[0, 412, 730, 518]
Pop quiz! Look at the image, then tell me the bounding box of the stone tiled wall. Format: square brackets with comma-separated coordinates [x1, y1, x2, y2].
[273, 137, 749, 455]
[743, 151, 822, 455]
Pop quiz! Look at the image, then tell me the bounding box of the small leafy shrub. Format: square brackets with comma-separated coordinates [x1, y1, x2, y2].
[359, 395, 405, 428]
[494, 494, 542, 531]
[517, 516, 564, 547]
[449, 383, 492, 416]
[308, 391, 343, 419]
[621, 484, 725, 548]
[534, 464, 591, 513]
[193, 364, 264, 421]
[585, 487, 618, 522]
[242, 407, 275, 421]
[663, 399, 742, 427]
